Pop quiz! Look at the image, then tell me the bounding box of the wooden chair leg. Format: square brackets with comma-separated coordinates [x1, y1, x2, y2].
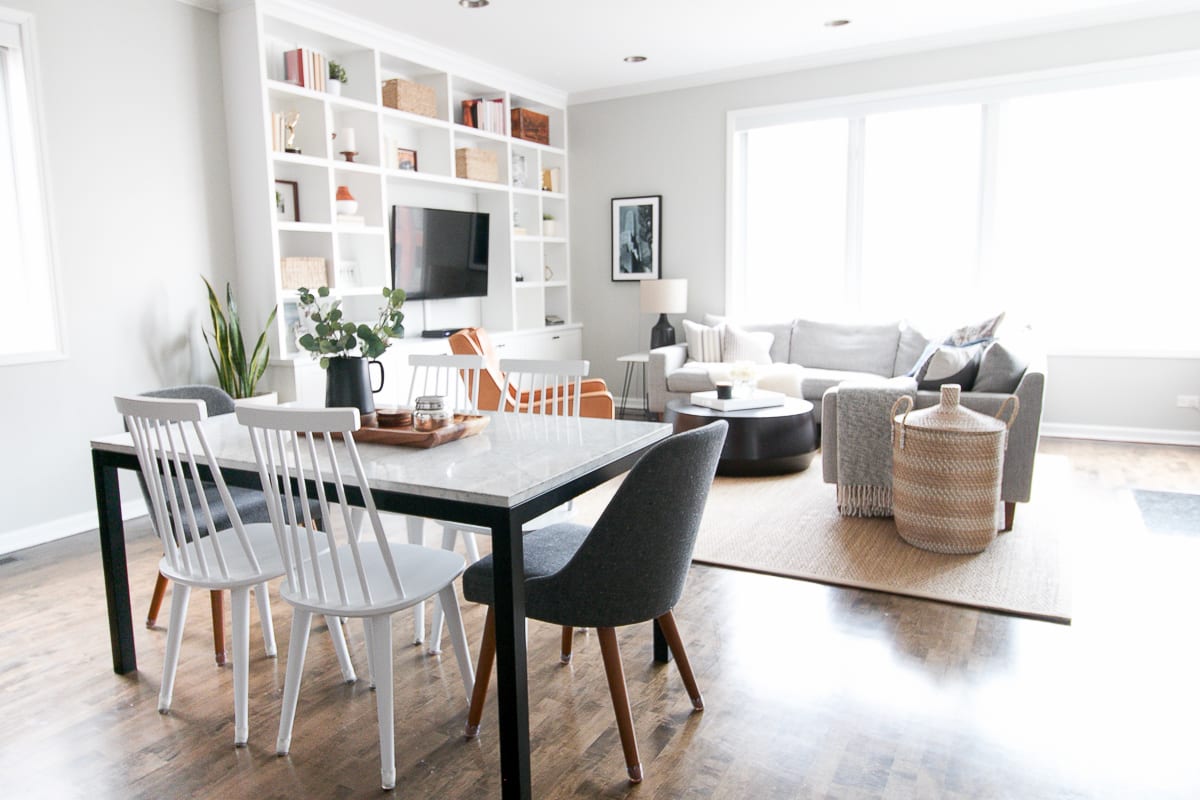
[211, 590, 226, 667]
[596, 627, 642, 783]
[1002, 501, 1016, 533]
[561, 626, 574, 664]
[465, 607, 496, 738]
[147, 572, 169, 628]
[656, 611, 704, 711]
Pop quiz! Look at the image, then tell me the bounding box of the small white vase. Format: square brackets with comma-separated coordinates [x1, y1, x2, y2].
[542, 220, 556, 237]
[328, 79, 342, 96]
[336, 199, 358, 215]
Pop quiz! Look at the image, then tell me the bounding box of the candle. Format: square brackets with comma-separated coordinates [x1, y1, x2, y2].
[336, 128, 356, 153]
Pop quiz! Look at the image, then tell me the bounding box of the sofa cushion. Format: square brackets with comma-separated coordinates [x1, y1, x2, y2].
[799, 368, 890, 404]
[893, 324, 931, 377]
[683, 319, 724, 362]
[973, 341, 1028, 393]
[789, 319, 901, 377]
[914, 342, 986, 390]
[666, 362, 718, 393]
[705, 314, 792, 363]
[722, 324, 773, 364]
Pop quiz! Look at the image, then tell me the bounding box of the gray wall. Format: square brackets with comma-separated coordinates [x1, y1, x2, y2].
[0, 0, 234, 550]
[569, 12, 1200, 441]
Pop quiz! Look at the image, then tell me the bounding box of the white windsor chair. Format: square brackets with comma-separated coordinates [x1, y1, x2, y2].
[235, 403, 474, 791]
[115, 395, 356, 747]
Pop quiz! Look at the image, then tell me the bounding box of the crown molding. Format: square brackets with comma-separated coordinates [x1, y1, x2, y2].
[569, 3, 1200, 105]
[173, 0, 220, 12]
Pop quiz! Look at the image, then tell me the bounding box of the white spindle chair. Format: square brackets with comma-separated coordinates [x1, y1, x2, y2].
[115, 395, 356, 747]
[235, 404, 474, 792]
[422, 357, 592, 654]
[398, 353, 486, 647]
[499, 358, 590, 417]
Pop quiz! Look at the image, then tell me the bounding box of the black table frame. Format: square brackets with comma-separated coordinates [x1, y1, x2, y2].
[91, 435, 669, 799]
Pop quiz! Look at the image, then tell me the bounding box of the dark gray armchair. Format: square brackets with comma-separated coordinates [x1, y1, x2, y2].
[461, 421, 728, 783]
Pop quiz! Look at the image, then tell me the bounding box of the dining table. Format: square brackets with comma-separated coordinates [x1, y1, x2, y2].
[89, 408, 672, 799]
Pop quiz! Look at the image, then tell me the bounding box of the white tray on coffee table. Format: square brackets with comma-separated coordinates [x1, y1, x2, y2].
[690, 389, 787, 412]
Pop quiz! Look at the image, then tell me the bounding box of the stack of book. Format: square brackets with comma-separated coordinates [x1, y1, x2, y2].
[284, 48, 327, 92]
[462, 98, 505, 134]
[269, 112, 289, 152]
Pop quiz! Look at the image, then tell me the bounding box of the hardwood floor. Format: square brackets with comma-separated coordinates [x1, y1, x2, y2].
[2, 438, 1199, 798]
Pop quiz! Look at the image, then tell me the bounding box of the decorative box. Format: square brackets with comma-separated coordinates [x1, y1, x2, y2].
[510, 108, 549, 145]
[381, 78, 437, 118]
[280, 256, 328, 290]
[455, 147, 499, 183]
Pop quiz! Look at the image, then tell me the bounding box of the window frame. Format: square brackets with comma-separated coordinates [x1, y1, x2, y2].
[727, 50, 1200, 357]
[0, 8, 65, 366]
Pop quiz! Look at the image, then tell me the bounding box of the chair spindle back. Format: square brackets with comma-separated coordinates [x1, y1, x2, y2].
[498, 358, 590, 417]
[407, 353, 485, 414]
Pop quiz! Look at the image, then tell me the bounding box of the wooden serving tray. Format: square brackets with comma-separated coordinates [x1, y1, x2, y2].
[346, 413, 490, 449]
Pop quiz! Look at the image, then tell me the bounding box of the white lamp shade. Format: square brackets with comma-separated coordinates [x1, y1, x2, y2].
[640, 279, 688, 314]
[336, 128, 356, 152]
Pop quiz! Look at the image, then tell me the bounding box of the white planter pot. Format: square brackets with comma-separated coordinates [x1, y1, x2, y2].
[542, 220, 556, 237]
[328, 79, 342, 96]
[235, 391, 279, 407]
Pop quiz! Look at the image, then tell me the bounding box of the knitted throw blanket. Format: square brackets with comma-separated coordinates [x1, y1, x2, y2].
[835, 380, 917, 517]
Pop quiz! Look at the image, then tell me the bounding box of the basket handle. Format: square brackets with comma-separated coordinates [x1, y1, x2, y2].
[995, 395, 1020, 430]
[890, 395, 914, 450]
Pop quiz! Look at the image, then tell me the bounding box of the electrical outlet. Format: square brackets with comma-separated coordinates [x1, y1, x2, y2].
[1177, 395, 1200, 409]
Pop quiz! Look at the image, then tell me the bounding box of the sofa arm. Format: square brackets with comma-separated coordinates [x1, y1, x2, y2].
[821, 388, 840, 485]
[647, 343, 688, 414]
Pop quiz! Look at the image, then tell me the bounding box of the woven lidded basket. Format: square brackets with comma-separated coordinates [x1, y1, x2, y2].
[890, 385, 1018, 554]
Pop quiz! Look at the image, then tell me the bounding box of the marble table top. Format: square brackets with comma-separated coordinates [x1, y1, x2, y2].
[92, 411, 671, 509]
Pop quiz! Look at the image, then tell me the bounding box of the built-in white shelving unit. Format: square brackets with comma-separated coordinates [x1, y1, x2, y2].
[219, 1, 575, 402]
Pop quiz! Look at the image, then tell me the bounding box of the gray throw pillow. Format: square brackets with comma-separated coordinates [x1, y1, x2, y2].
[915, 343, 986, 391]
[722, 324, 773, 364]
[972, 341, 1028, 393]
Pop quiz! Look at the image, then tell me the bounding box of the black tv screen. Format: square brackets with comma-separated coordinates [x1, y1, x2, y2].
[391, 206, 490, 300]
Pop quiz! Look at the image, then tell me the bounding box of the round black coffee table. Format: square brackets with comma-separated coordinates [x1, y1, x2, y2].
[666, 397, 817, 476]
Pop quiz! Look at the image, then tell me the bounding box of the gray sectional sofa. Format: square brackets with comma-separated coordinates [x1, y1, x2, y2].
[646, 316, 1045, 526]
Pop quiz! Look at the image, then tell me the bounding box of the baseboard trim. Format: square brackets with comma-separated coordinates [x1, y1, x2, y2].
[0, 500, 148, 556]
[1041, 423, 1200, 446]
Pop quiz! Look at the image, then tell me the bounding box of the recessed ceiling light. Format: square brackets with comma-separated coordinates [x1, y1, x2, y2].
[624, 55, 647, 63]
[824, 19, 851, 27]
[459, 0, 489, 8]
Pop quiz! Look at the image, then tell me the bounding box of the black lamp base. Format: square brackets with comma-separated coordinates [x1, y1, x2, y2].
[650, 313, 676, 350]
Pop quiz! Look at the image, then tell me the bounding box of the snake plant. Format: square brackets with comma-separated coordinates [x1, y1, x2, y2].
[202, 277, 276, 399]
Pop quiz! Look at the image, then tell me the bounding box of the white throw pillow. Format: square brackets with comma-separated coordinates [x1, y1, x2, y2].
[722, 323, 773, 364]
[683, 319, 724, 362]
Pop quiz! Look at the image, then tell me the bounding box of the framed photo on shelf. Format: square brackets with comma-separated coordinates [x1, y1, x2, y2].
[396, 148, 418, 171]
[611, 195, 661, 281]
[274, 179, 299, 222]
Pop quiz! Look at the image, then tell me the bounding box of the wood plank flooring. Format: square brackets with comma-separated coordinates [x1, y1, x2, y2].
[1, 438, 1199, 798]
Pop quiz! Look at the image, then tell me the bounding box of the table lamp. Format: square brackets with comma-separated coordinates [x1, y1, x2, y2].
[640, 278, 687, 349]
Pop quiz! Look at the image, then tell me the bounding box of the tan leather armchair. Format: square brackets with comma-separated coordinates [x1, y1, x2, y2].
[449, 327, 615, 419]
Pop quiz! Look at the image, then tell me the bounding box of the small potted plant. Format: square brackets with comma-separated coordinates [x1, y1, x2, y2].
[328, 61, 347, 95]
[542, 213, 556, 238]
[296, 286, 406, 418]
[201, 277, 277, 402]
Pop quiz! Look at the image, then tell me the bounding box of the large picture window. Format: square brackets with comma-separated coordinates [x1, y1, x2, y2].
[731, 64, 1200, 353]
[0, 12, 63, 365]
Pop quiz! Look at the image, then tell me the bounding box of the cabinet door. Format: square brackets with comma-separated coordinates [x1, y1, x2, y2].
[493, 327, 582, 361]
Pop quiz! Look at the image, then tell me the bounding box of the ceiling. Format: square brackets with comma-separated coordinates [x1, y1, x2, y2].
[323, 0, 1200, 103]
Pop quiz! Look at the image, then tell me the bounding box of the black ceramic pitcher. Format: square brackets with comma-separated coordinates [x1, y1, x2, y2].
[325, 356, 385, 419]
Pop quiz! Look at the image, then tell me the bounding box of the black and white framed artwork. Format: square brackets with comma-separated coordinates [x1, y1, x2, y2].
[611, 195, 661, 281]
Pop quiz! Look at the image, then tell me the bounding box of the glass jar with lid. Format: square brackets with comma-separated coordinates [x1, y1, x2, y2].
[413, 395, 452, 432]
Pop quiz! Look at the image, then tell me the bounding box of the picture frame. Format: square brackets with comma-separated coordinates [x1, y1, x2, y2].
[396, 148, 418, 171]
[274, 179, 299, 222]
[611, 195, 661, 281]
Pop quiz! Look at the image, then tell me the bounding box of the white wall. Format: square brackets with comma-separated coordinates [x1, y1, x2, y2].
[0, 0, 234, 552]
[569, 12, 1200, 442]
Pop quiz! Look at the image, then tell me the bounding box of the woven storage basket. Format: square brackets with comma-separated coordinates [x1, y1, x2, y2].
[890, 385, 1018, 554]
[455, 147, 499, 182]
[279, 256, 327, 290]
[381, 78, 437, 118]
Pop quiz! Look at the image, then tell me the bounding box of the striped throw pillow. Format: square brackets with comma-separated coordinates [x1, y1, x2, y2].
[683, 319, 724, 362]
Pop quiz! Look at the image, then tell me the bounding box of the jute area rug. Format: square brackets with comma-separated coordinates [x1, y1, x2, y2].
[572, 452, 1071, 624]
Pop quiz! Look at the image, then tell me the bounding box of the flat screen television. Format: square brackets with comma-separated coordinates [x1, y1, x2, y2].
[390, 205, 490, 300]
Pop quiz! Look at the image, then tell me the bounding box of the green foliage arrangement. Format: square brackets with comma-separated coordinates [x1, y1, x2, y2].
[202, 277, 277, 399]
[296, 286, 406, 368]
[329, 61, 348, 83]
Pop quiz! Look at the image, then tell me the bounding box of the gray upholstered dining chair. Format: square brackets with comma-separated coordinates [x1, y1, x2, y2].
[461, 421, 728, 783]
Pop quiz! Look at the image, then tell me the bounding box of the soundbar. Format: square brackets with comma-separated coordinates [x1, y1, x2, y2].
[421, 328, 461, 338]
